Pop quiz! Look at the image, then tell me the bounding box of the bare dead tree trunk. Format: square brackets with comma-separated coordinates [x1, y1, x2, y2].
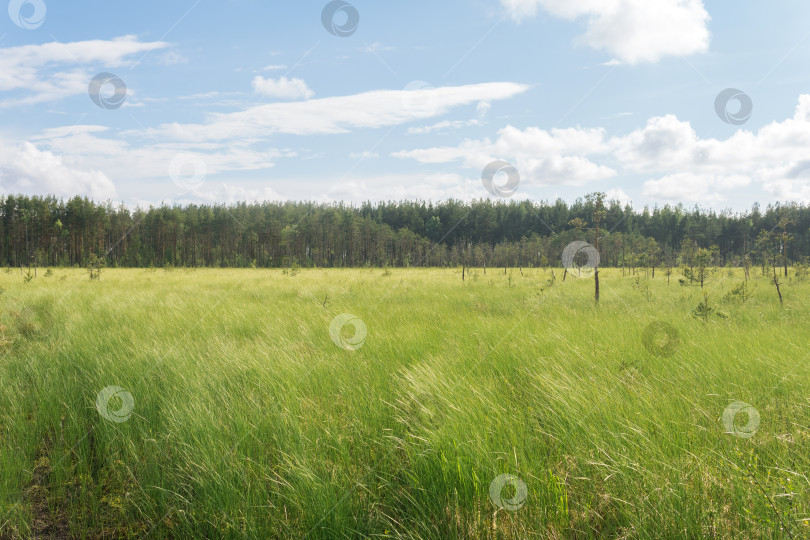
[773, 267, 783, 306]
[594, 212, 602, 305]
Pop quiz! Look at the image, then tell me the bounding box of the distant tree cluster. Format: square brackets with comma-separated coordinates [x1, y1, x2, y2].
[1, 194, 807, 271]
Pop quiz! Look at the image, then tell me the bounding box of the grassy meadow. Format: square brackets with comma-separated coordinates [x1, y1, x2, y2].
[0, 266, 808, 538]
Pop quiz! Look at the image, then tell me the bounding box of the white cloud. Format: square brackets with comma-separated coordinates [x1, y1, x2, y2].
[321, 173, 492, 203]
[140, 82, 529, 140]
[501, 0, 711, 64]
[363, 42, 395, 53]
[395, 124, 615, 186]
[0, 35, 170, 106]
[0, 142, 117, 200]
[407, 119, 481, 135]
[252, 76, 314, 100]
[168, 184, 285, 206]
[613, 99, 810, 201]
[476, 101, 492, 118]
[28, 125, 293, 187]
[17, 93, 810, 206]
[158, 51, 187, 66]
[394, 94, 810, 203]
[179, 91, 223, 100]
[349, 151, 379, 159]
[642, 173, 750, 203]
[605, 188, 632, 206]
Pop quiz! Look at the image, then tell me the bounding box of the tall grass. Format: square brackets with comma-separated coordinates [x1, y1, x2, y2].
[0, 267, 808, 538]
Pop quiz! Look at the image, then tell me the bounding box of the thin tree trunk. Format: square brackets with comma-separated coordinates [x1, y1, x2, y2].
[773, 267, 783, 306]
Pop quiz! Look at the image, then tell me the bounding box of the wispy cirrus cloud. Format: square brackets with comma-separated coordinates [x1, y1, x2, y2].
[137, 82, 530, 141]
[0, 35, 170, 107]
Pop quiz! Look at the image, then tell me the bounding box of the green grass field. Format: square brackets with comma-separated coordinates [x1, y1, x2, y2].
[0, 267, 808, 538]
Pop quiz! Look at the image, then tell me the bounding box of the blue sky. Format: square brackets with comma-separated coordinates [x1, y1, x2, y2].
[2, 0, 810, 211]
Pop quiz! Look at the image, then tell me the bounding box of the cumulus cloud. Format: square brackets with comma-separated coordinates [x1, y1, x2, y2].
[167, 184, 286, 206]
[394, 124, 616, 186]
[252, 76, 314, 100]
[321, 173, 490, 203]
[394, 94, 810, 203]
[642, 173, 751, 203]
[616, 98, 810, 201]
[0, 142, 117, 199]
[28, 125, 293, 187]
[501, 0, 711, 64]
[605, 188, 632, 206]
[11, 82, 528, 201]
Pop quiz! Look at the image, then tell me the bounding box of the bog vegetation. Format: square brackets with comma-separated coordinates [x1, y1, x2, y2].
[0, 263, 808, 538]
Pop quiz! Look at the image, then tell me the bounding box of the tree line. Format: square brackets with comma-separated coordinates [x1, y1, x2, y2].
[1, 194, 807, 271]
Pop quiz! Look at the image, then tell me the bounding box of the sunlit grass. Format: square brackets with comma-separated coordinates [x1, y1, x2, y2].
[0, 267, 808, 538]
